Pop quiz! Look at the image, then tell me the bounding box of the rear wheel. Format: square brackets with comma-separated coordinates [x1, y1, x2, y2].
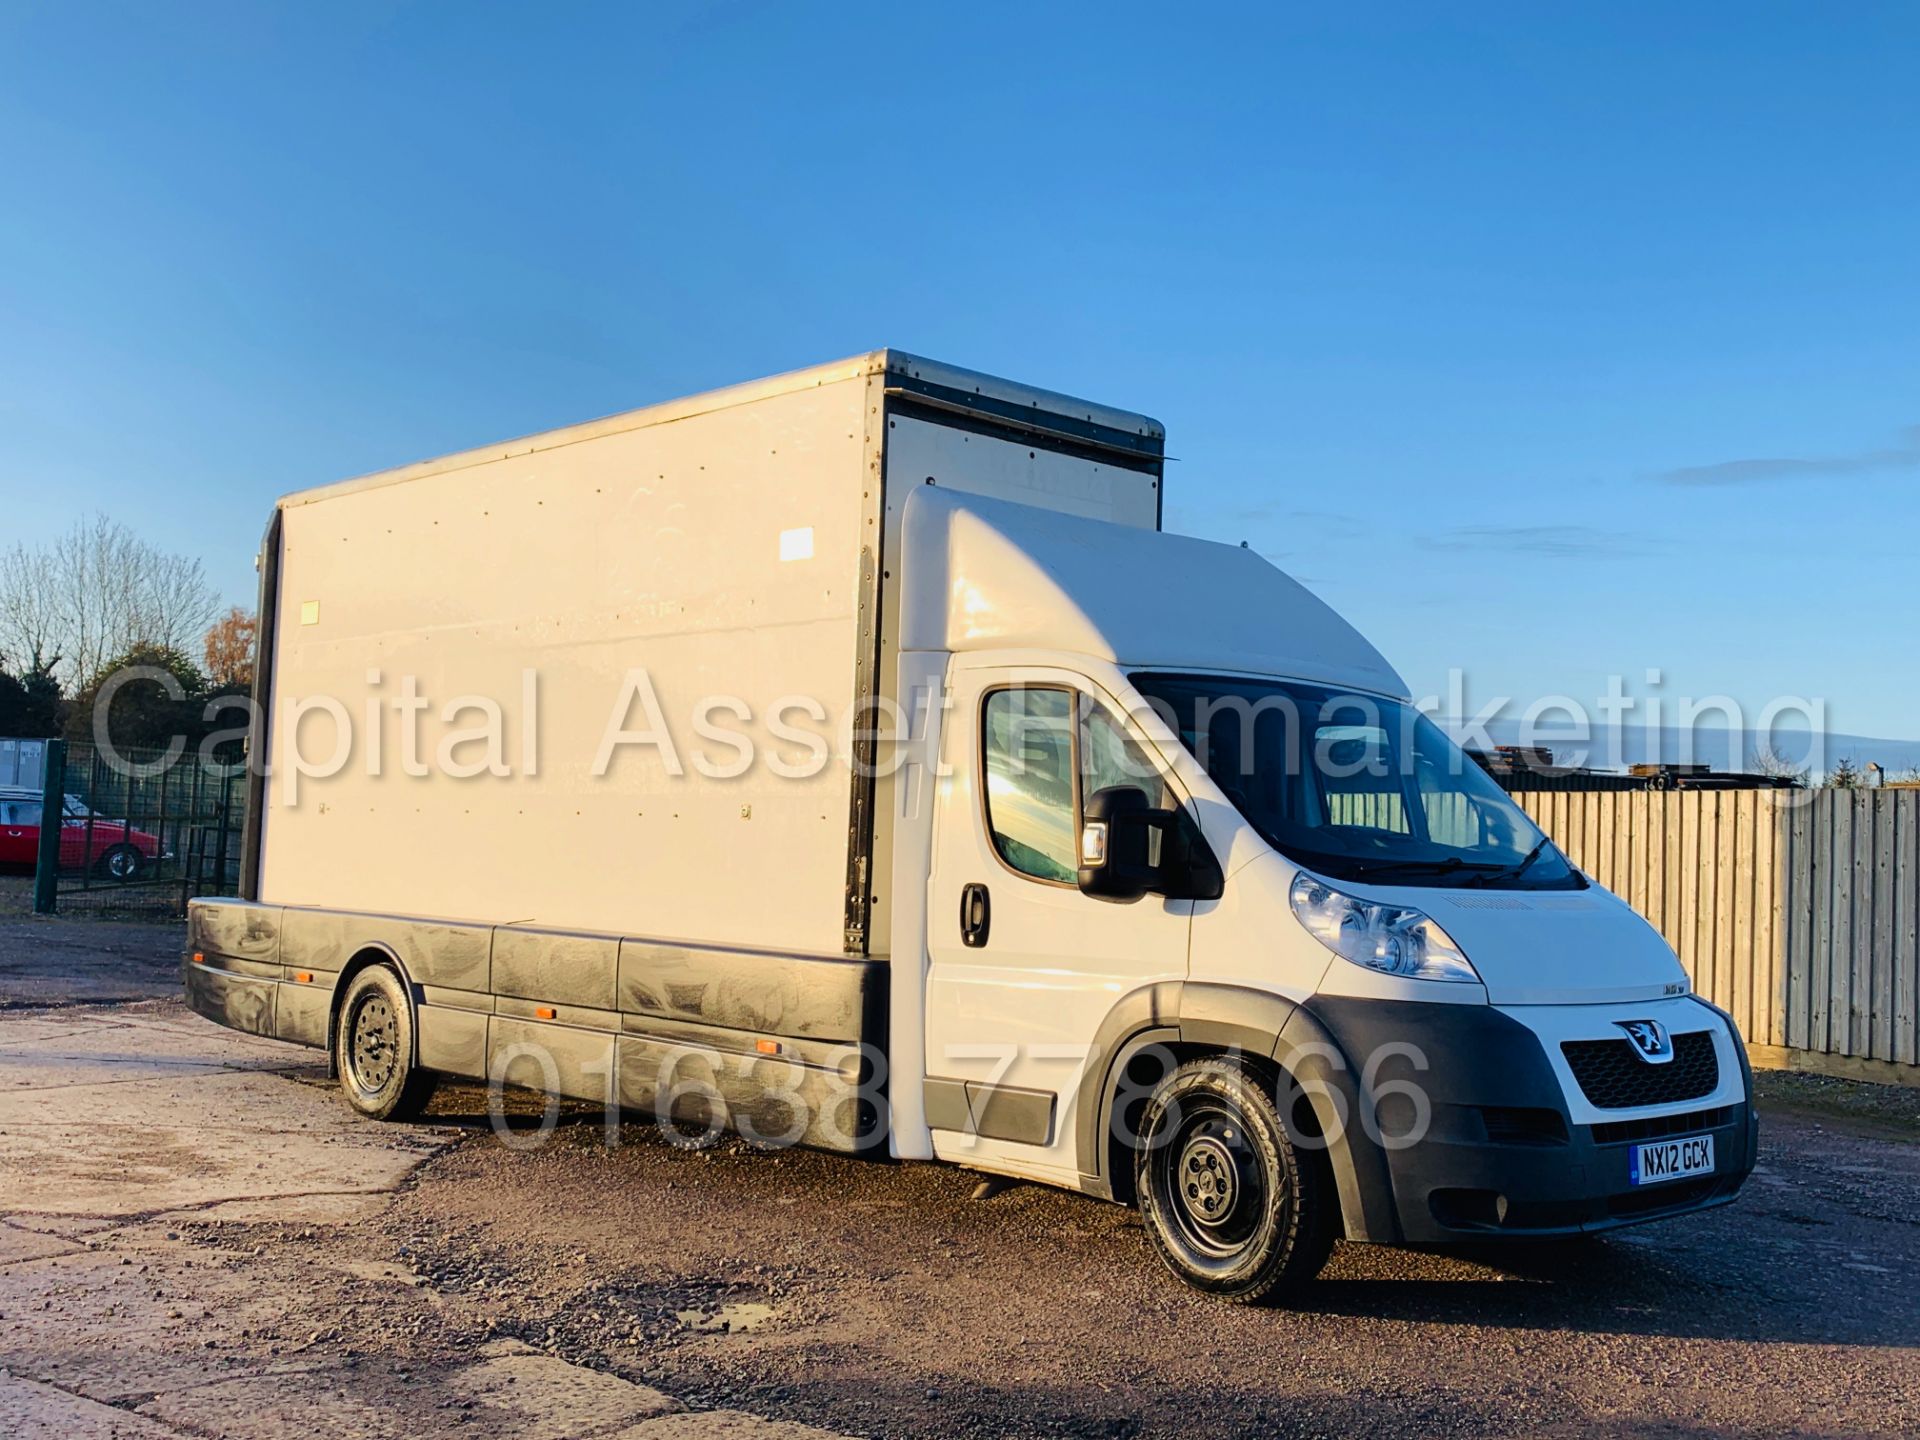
[99, 844, 143, 882]
[334, 966, 438, 1120]
[1135, 1055, 1336, 1303]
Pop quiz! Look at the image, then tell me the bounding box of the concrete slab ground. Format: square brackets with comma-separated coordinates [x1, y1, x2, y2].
[0, 1005, 444, 1220]
[0, 989, 851, 1440]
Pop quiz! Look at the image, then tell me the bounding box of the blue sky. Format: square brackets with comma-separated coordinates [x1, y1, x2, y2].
[2, 2, 1916, 739]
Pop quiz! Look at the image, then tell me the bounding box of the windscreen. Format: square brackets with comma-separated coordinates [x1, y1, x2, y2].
[1131, 673, 1583, 890]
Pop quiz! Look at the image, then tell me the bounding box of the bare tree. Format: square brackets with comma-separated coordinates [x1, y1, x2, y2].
[1750, 745, 1809, 787]
[0, 515, 221, 689]
[131, 538, 225, 658]
[0, 541, 60, 673]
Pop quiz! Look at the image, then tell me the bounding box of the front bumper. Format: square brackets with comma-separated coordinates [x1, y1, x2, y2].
[1395, 1097, 1755, 1239]
[1287, 996, 1759, 1244]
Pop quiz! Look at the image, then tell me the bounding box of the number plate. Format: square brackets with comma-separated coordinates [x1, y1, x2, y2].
[1629, 1134, 1715, 1187]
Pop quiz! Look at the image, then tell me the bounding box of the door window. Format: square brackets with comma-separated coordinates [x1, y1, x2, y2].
[1080, 699, 1176, 811]
[982, 687, 1078, 883]
[981, 686, 1186, 886]
[3, 801, 42, 826]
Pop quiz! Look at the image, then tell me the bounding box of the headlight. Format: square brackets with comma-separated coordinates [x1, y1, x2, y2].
[1289, 873, 1479, 983]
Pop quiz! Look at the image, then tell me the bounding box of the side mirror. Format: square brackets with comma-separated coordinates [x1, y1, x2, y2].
[1078, 785, 1174, 902]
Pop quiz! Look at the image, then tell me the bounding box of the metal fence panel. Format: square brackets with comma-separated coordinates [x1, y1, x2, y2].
[27, 741, 245, 921]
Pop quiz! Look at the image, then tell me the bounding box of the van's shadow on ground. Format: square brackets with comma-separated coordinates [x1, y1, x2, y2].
[1301, 1231, 1914, 1348]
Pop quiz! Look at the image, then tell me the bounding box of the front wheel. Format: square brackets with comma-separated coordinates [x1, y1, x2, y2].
[1135, 1055, 1336, 1303]
[334, 966, 438, 1120]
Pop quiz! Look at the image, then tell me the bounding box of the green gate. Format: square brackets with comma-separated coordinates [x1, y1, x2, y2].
[29, 738, 246, 920]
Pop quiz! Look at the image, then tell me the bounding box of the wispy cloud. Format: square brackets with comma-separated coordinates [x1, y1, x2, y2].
[1655, 425, 1920, 487]
[1212, 505, 1372, 536]
[1420, 524, 1657, 558]
[1257, 548, 1322, 582]
[1284, 508, 1373, 539]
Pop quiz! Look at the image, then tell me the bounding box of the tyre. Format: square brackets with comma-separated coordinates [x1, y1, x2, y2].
[98, 844, 144, 882]
[1134, 1054, 1336, 1303]
[334, 965, 438, 1120]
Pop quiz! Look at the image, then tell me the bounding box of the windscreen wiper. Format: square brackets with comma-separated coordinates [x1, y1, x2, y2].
[1345, 855, 1511, 882]
[1502, 838, 1552, 883]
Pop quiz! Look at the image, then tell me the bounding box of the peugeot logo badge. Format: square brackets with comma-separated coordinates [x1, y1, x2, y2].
[1615, 1019, 1674, 1064]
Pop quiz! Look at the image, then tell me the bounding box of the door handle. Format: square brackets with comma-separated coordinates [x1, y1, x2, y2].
[959, 882, 991, 948]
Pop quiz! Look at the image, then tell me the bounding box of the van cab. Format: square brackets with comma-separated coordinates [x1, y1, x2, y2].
[895, 487, 1757, 1297]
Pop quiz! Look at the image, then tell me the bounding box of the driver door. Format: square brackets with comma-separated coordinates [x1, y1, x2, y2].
[923, 662, 1194, 1184]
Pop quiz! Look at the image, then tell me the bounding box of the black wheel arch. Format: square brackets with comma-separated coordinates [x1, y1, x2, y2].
[1076, 982, 1398, 1241]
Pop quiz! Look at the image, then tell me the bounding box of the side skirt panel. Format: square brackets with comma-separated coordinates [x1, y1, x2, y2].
[186, 898, 888, 1155]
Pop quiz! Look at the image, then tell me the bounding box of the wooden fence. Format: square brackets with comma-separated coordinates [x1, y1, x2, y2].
[1784, 792, 1920, 1068]
[1517, 789, 1919, 1079]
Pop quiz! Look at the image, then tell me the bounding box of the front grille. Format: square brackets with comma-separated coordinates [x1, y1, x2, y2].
[1561, 1030, 1719, 1109]
[1591, 1104, 1735, 1146]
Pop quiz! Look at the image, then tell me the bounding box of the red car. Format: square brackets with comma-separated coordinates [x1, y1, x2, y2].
[0, 790, 168, 880]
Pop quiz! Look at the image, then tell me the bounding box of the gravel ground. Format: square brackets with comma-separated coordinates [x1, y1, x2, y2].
[2, 923, 1916, 1438]
[0, 912, 182, 1005]
[0, 869, 185, 924]
[366, 1079, 1920, 1438]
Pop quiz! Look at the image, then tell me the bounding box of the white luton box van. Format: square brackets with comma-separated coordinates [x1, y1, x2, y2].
[187, 350, 1756, 1301]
